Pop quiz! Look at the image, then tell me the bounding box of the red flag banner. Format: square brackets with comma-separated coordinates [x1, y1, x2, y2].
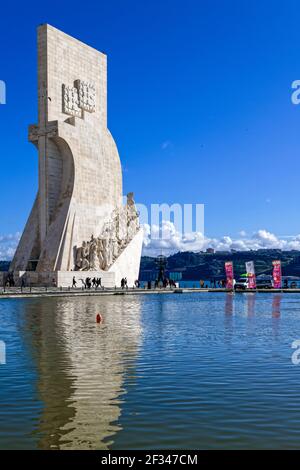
[272, 260, 282, 289]
[225, 261, 234, 289]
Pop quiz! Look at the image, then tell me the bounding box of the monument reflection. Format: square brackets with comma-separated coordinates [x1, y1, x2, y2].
[23, 296, 142, 449]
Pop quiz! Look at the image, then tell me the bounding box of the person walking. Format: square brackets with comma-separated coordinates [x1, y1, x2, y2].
[72, 276, 77, 288]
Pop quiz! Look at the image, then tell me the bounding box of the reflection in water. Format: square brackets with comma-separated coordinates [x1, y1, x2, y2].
[245, 294, 256, 340]
[225, 293, 234, 316]
[224, 293, 234, 344]
[3, 293, 300, 450]
[272, 294, 281, 339]
[22, 297, 142, 449]
[272, 295, 281, 318]
[247, 294, 256, 318]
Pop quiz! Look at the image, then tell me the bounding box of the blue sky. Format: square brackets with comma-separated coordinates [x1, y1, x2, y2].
[1, 0, 300, 257]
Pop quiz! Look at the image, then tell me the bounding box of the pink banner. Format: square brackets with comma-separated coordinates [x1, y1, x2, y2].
[225, 261, 234, 289]
[248, 274, 256, 289]
[272, 260, 282, 289]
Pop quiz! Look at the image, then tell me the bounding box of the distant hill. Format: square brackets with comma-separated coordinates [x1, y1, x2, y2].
[139, 249, 300, 280]
[2, 250, 300, 280]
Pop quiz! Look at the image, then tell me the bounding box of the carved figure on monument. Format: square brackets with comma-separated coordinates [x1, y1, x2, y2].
[112, 238, 119, 261]
[126, 192, 139, 240]
[89, 244, 99, 271]
[75, 246, 83, 270]
[97, 238, 105, 270]
[89, 235, 100, 271]
[74, 192, 140, 271]
[81, 241, 90, 271]
[101, 239, 109, 270]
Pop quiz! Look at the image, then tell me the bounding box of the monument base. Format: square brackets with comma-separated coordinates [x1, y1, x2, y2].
[4, 270, 115, 288]
[3, 230, 143, 289]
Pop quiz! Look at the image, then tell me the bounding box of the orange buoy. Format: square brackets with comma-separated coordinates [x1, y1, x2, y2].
[96, 313, 103, 323]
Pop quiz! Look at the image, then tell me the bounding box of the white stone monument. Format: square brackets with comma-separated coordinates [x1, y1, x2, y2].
[10, 24, 142, 287]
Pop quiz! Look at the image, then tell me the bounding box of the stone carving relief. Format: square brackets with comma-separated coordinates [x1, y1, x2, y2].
[62, 84, 82, 117]
[62, 80, 95, 117]
[75, 80, 95, 112]
[74, 193, 140, 271]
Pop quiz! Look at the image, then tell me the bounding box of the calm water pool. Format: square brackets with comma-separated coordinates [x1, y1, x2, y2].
[0, 293, 300, 449]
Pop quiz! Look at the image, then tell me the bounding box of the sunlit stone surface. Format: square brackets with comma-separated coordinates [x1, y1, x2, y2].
[10, 25, 142, 287]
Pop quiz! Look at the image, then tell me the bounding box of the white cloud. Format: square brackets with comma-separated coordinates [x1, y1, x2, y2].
[142, 222, 300, 256]
[239, 230, 247, 237]
[2, 227, 300, 261]
[0, 232, 20, 261]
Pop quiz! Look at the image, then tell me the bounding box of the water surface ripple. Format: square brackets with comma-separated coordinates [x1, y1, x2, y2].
[0, 293, 300, 449]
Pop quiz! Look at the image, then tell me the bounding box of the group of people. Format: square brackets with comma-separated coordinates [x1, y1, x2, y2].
[71, 276, 144, 289]
[154, 278, 177, 288]
[144, 278, 177, 289]
[72, 276, 102, 289]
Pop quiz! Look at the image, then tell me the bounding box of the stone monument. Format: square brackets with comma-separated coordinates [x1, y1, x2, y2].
[9, 24, 143, 287]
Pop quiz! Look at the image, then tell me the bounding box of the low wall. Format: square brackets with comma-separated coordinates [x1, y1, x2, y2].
[7, 271, 116, 288]
[56, 271, 115, 288]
